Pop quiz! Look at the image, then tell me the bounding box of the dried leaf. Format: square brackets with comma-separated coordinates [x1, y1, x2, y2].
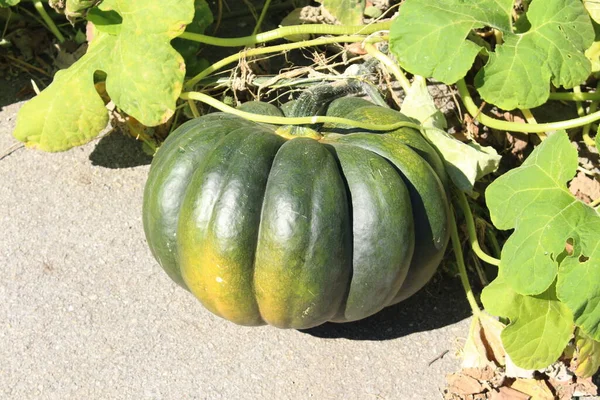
[510, 378, 554, 399]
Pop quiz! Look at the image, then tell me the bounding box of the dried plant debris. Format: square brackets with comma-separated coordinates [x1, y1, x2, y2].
[569, 171, 600, 204]
[444, 365, 598, 399]
[445, 313, 599, 399]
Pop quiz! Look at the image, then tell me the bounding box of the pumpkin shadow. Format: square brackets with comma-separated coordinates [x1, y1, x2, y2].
[300, 274, 471, 340]
[89, 132, 152, 169]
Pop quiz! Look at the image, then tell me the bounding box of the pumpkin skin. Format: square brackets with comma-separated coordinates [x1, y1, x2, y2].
[142, 97, 450, 329]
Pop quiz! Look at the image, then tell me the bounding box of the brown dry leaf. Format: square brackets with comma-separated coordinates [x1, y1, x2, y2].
[569, 171, 600, 204]
[489, 386, 530, 400]
[463, 366, 496, 382]
[550, 375, 598, 399]
[446, 373, 486, 396]
[510, 378, 554, 399]
[54, 42, 88, 70]
[345, 42, 367, 55]
[462, 313, 506, 369]
[506, 131, 529, 160]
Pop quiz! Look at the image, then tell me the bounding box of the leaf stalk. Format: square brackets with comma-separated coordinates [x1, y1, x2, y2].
[457, 80, 600, 133]
[179, 91, 423, 132]
[31, 0, 64, 43]
[179, 21, 391, 47]
[454, 190, 501, 267]
[449, 208, 482, 317]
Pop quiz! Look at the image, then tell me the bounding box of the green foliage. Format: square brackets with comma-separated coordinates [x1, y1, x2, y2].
[172, 0, 213, 77]
[584, 0, 600, 24]
[389, 0, 594, 110]
[481, 277, 573, 370]
[575, 329, 600, 378]
[483, 131, 600, 369]
[0, 0, 19, 7]
[319, 0, 365, 25]
[13, 0, 199, 151]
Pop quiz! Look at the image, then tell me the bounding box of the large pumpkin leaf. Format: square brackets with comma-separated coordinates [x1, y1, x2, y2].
[481, 276, 573, 370]
[486, 131, 600, 344]
[486, 132, 597, 295]
[389, 0, 594, 110]
[13, 0, 195, 151]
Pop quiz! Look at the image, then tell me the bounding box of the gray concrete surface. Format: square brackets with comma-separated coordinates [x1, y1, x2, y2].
[0, 80, 471, 400]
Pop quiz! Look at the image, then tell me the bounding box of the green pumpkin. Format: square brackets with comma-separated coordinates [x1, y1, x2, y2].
[142, 96, 450, 329]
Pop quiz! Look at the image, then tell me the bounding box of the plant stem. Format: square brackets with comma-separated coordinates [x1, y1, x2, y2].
[185, 35, 386, 89]
[252, 0, 272, 35]
[484, 224, 502, 259]
[32, 0, 64, 43]
[520, 108, 546, 140]
[591, 197, 600, 208]
[180, 91, 423, 131]
[548, 92, 600, 101]
[449, 207, 482, 317]
[1, 7, 11, 40]
[582, 82, 600, 147]
[363, 43, 411, 92]
[454, 190, 501, 266]
[457, 79, 600, 133]
[179, 21, 391, 47]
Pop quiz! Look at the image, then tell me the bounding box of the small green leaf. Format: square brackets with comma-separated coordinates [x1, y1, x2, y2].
[319, 0, 364, 25]
[390, 0, 594, 110]
[13, 0, 196, 151]
[481, 276, 574, 370]
[575, 329, 600, 377]
[486, 132, 584, 295]
[400, 77, 500, 193]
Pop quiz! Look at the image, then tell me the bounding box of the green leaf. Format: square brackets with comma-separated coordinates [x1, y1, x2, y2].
[13, 0, 196, 151]
[86, 7, 122, 35]
[172, 0, 214, 77]
[557, 218, 600, 340]
[487, 131, 600, 343]
[390, 0, 594, 110]
[575, 329, 600, 377]
[400, 77, 500, 193]
[481, 276, 574, 370]
[486, 131, 586, 295]
[585, 41, 600, 73]
[584, 0, 600, 24]
[0, 0, 19, 7]
[319, 0, 364, 25]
